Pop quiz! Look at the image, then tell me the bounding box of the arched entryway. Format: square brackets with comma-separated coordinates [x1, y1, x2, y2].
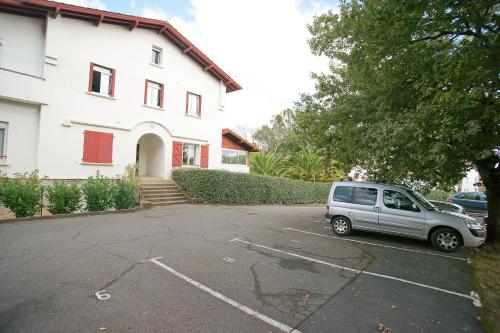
[136, 133, 164, 177]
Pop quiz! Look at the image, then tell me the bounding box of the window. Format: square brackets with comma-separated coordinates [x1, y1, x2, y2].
[82, 130, 114, 164]
[89, 63, 115, 96]
[333, 186, 353, 203]
[222, 149, 247, 165]
[383, 190, 420, 212]
[0, 122, 8, 158]
[144, 80, 164, 108]
[182, 143, 199, 165]
[151, 46, 162, 65]
[186, 92, 201, 116]
[352, 187, 378, 206]
[460, 192, 480, 201]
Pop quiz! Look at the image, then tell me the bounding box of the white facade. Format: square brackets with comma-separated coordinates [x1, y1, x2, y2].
[456, 169, 481, 192]
[0, 9, 237, 179]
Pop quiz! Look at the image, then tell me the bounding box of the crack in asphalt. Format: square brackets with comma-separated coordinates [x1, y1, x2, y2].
[94, 261, 143, 294]
[249, 262, 330, 320]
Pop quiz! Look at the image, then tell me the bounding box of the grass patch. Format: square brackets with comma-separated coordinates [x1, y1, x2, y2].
[471, 245, 500, 333]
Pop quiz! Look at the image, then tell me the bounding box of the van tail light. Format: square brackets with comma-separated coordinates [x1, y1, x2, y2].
[327, 205, 329, 211]
[447, 196, 452, 203]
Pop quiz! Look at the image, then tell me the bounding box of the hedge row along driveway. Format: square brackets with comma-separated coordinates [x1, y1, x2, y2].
[173, 169, 331, 205]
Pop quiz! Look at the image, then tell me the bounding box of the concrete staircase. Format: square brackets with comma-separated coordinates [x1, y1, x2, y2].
[139, 177, 190, 207]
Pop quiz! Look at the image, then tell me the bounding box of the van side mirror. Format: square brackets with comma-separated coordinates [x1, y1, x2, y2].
[412, 204, 420, 212]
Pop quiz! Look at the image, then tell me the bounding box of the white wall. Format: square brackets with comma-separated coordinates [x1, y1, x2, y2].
[0, 13, 45, 77]
[0, 13, 230, 179]
[0, 99, 40, 174]
[456, 169, 480, 192]
[220, 164, 250, 173]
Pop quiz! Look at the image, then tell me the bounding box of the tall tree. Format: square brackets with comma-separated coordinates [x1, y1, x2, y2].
[308, 1, 499, 241]
[253, 109, 302, 154]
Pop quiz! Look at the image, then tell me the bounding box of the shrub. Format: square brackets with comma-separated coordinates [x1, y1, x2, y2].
[46, 180, 81, 215]
[113, 164, 139, 210]
[114, 180, 137, 210]
[173, 169, 331, 205]
[0, 170, 42, 217]
[424, 189, 453, 201]
[82, 171, 115, 211]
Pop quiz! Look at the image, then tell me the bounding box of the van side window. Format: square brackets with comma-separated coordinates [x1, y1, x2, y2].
[333, 186, 353, 203]
[352, 187, 378, 206]
[383, 190, 420, 212]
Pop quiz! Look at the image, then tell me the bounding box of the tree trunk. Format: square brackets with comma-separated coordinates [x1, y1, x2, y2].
[476, 156, 500, 244]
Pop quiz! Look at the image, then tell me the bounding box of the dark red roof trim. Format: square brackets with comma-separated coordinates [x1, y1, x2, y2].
[222, 128, 261, 152]
[0, 0, 242, 93]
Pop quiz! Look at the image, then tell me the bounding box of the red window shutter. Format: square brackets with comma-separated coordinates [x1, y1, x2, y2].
[82, 130, 113, 163]
[83, 130, 99, 162]
[144, 79, 148, 105]
[200, 144, 209, 168]
[88, 63, 94, 92]
[110, 69, 116, 97]
[172, 141, 183, 167]
[159, 84, 164, 108]
[97, 132, 113, 163]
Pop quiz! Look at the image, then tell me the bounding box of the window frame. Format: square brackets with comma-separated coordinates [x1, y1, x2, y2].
[383, 189, 421, 212]
[221, 148, 247, 165]
[144, 79, 164, 108]
[182, 143, 200, 166]
[151, 46, 163, 66]
[185, 92, 202, 117]
[88, 63, 116, 97]
[0, 121, 8, 159]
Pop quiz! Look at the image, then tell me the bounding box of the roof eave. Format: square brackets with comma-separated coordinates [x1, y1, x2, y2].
[1, 0, 242, 92]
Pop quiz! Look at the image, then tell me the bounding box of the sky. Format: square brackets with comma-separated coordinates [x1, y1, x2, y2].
[56, 0, 339, 133]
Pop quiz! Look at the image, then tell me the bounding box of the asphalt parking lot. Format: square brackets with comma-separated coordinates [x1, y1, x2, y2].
[0, 205, 483, 332]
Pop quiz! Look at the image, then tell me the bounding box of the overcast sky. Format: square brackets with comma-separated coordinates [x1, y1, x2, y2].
[56, 0, 338, 132]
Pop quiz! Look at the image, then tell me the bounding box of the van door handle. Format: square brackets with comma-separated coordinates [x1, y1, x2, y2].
[373, 206, 380, 211]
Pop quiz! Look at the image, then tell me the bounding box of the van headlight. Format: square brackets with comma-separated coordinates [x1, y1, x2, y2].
[464, 218, 483, 230]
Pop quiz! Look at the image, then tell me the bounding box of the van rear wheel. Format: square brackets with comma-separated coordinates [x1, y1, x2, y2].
[431, 228, 461, 252]
[331, 217, 352, 236]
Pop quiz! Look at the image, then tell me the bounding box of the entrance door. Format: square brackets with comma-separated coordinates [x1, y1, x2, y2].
[378, 189, 426, 237]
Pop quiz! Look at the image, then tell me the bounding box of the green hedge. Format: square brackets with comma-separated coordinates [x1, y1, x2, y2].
[172, 169, 331, 205]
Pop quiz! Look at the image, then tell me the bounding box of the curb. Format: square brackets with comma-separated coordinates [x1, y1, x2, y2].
[0, 204, 148, 224]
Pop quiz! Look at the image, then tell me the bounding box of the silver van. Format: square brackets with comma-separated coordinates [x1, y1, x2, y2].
[325, 181, 486, 252]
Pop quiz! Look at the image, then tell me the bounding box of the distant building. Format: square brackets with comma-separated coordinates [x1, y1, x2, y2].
[220, 128, 261, 174]
[455, 169, 483, 192]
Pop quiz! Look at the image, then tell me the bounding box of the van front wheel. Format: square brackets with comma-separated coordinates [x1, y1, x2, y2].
[331, 217, 352, 236]
[431, 228, 461, 252]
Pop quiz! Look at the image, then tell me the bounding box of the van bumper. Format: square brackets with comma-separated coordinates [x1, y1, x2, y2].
[462, 230, 486, 247]
[325, 213, 333, 220]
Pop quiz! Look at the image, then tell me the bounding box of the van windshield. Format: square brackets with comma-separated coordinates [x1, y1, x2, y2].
[406, 189, 437, 210]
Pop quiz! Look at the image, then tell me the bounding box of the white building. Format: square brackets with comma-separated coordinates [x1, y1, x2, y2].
[455, 169, 482, 192]
[0, 0, 256, 179]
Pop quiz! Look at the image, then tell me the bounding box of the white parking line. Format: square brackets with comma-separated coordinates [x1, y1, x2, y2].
[284, 228, 467, 261]
[147, 257, 302, 333]
[230, 238, 478, 304]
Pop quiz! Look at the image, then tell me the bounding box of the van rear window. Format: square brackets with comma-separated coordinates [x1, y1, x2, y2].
[333, 186, 353, 203]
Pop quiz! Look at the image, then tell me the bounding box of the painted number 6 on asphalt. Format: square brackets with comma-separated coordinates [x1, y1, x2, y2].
[95, 290, 111, 300]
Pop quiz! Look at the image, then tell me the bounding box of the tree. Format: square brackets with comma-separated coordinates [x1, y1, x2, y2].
[253, 109, 302, 154]
[250, 152, 285, 176]
[285, 149, 324, 182]
[308, 1, 499, 242]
